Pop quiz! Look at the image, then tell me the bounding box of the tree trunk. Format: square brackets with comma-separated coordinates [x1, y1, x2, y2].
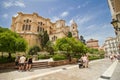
[8, 52, 11, 59]
[67, 53, 71, 62]
[1, 52, 3, 58]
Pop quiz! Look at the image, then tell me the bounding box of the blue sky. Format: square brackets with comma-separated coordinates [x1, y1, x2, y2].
[0, 0, 115, 46]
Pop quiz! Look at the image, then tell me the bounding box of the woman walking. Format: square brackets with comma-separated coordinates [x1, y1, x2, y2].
[26, 56, 33, 71]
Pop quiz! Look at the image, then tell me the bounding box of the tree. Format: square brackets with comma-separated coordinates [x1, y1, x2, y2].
[67, 31, 72, 38]
[88, 48, 99, 54]
[28, 45, 40, 55]
[45, 41, 54, 55]
[38, 30, 49, 50]
[54, 37, 87, 61]
[0, 27, 27, 58]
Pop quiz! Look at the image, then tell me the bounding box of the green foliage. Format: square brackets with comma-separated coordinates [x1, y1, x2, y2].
[38, 30, 49, 50]
[54, 37, 89, 61]
[0, 56, 15, 63]
[45, 41, 54, 55]
[52, 54, 66, 61]
[38, 54, 51, 59]
[89, 55, 101, 60]
[0, 27, 27, 58]
[28, 45, 40, 55]
[54, 37, 88, 55]
[67, 31, 72, 38]
[15, 37, 28, 52]
[88, 48, 99, 54]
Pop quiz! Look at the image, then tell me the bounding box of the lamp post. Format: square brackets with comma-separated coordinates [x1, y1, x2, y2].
[111, 19, 119, 35]
[111, 19, 118, 28]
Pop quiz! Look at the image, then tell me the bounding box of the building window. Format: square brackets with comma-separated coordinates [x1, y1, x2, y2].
[26, 25, 28, 30]
[24, 19, 31, 23]
[37, 26, 39, 32]
[26, 19, 29, 23]
[43, 28, 44, 31]
[41, 22, 42, 25]
[52, 36, 57, 41]
[28, 25, 31, 31]
[22, 25, 25, 31]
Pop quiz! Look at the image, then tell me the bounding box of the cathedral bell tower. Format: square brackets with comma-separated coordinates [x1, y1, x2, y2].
[71, 20, 79, 39]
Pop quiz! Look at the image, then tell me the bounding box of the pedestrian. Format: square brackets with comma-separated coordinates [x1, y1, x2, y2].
[78, 56, 83, 68]
[82, 54, 89, 68]
[15, 54, 20, 69]
[19, 55, 26, 71]
[26, 56, 33, 71]
[110, 54, 114, 62]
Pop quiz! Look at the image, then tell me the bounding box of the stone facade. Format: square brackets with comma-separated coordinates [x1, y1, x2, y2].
[104, 37, 119, 56]
[11, 12, 79, 47]
[86, 39, 99, 49]
[108, 0, 120, 54]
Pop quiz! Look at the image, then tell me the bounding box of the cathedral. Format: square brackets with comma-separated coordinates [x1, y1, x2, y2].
[11, 12, 79, 47]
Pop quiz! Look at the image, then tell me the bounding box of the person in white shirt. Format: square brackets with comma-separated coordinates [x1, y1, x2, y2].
[19, 55, 26, 71]
[81, 54, 89, 68]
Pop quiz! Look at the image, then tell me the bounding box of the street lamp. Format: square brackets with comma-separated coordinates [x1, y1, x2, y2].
[111, 19, 118, 27]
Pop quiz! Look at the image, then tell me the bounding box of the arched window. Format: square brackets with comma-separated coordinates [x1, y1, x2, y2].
[37, 26, 39, 32]
[26, 25, 28, 30]
[22, 25, 25, 31]
[26, 19, 29, 23]
[24, 20, 26, 22]
[29, 25, 31, 31]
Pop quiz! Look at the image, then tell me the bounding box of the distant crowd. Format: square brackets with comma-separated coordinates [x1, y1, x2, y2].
[109, 53, 120, 62]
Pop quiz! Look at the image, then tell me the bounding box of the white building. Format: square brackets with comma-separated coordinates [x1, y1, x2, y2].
[104, 37, 119, 56]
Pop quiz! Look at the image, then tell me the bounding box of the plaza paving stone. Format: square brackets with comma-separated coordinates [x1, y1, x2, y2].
[0, 59, 113, 80]
[34, 59, 112, 80]
[110, 61, 120, 80]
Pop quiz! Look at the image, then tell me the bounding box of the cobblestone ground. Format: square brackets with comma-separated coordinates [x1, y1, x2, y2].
[110, 61, 120, 80]
[34, 59, 112, 80]
[0, 59, 113, 80]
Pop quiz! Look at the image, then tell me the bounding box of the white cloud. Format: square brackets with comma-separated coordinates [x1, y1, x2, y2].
[13, 13, 18, 17]
[3, 0, 25, 8]
[61, 11, 69, 17]
[3, 1, 13, 8]
[86, 24, 96, 30]
[76, 15, 93, 25]
[14, 1, 25, 7]
[51, 16, 60, 22]
[3, 14, 8, 18]
[82, 23, 115, 46]
[69, 19, 73, 24]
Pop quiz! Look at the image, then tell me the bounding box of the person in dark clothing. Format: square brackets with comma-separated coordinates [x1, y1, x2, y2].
[15, 55, 20, 69]
[78, 58, 83, 68]
[26, 56, 33, 71]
